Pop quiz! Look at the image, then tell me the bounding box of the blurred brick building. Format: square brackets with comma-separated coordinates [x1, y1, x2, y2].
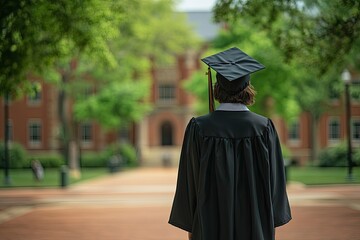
[1, 11, 360, 167]
[0, 82, 121, 155]
[277, 76, 360, 165]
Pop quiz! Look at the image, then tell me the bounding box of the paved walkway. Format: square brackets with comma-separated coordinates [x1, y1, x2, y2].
[0, 168, 359, 240]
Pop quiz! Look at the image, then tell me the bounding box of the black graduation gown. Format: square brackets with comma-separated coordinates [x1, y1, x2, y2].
[169, 111, 292, 240]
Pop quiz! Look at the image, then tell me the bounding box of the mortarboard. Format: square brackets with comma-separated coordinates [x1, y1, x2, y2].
[201, 47, 265, 112]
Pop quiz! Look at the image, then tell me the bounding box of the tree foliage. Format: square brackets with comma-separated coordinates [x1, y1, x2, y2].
[1, 0, 198, 171]
[71, 0, 197, 128]
[185, 20, 300, 120]
[74, 78, 152, 129]
[213, 0, 360, 161]
[1, 0, 197, 127]
[0, 0, 124, 97]
[116, 0, 198, 64]
[213, 0, 360, 75]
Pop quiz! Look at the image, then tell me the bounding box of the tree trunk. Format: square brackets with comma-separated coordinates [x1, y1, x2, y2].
[58, 64, 80, 178]
[309, 113, 320, 163]
[58, 76, 70, 165]
[3, 93, 11, 185]
[71, 120, 81, 178]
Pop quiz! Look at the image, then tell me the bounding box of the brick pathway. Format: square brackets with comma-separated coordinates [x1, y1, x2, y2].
[0, 168, 359, 240]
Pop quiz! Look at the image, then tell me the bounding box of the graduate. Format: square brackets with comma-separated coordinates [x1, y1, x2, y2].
[169, 47, 292, 240]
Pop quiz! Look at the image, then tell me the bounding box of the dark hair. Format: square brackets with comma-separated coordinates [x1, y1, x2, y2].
[214, 82, 256, 105]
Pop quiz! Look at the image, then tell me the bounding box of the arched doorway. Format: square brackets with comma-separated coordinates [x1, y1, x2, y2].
[161, 121, 173, 146]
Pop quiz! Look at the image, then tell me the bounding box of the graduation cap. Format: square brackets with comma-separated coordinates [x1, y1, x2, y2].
[201, 47, 265, 112]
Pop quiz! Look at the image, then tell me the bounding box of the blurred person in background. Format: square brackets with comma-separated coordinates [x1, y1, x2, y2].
[31, 159, 44, 181]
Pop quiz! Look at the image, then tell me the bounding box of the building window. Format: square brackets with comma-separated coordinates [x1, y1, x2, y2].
[119, 127, 129, 143]
[328, 119, 340, 140]
[158, 84, 176, 102]
[353, 120, 360, 141]
[28, 121, 42, 145]
[288, 120, 300, 141]
[350, 82, 360, 101]
[81, 123, 92, 143]
[161, 121, 173, 146]
[27, 89, 42, 105]
[328, 86, 340, 101]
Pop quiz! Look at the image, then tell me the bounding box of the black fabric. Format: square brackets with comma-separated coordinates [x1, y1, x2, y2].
[201, 47, 265, 84]
[201, 47, 265, 100]
[216, 73, 250, 93]
[169, 111, 292, 240]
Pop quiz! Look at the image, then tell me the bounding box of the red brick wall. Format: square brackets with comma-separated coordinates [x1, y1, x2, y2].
[0, 82, 120, 153]
[0, 82, 55, 152]
[278, 97, 360, 165]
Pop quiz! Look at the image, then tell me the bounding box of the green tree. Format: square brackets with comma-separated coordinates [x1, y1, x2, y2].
[71, 0, 197, 128]
[47, 0, 197, 172]
[73, 72, 152, 129]
[1, 0, 197, 174]
[72, 0, 197, 128]
[0, 0, 122, 96]
[0, 0, 125, 178]
[185, 20, 300, 121]
[213, 0, 360, 161]
[213, 0, 360, 75]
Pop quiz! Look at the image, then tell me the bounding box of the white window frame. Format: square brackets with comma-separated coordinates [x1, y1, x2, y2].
[327, 117, 340, 145]
[27, 89, 42, 106]
[80, 123, 93, 148]
[157, 84, 176, 104]
[352, 118, 360, 143]
[288, 119, 301, 146]
[28, 119, 42, 148]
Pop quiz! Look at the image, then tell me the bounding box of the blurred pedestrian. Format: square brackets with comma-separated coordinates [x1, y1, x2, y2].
[31, 159, 44, 181]
[169, 47, 291, 240]
[108, 154, 122, 173]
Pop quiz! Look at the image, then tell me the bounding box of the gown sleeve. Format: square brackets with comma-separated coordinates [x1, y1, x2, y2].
[168, 118, 200, 233]
[268, 119, 292, 227]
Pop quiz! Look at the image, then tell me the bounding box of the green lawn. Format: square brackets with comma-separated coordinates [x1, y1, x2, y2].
[288, 167, 360, 185]
[1, 167, 359, 188]
[0, 168, 108, 188]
